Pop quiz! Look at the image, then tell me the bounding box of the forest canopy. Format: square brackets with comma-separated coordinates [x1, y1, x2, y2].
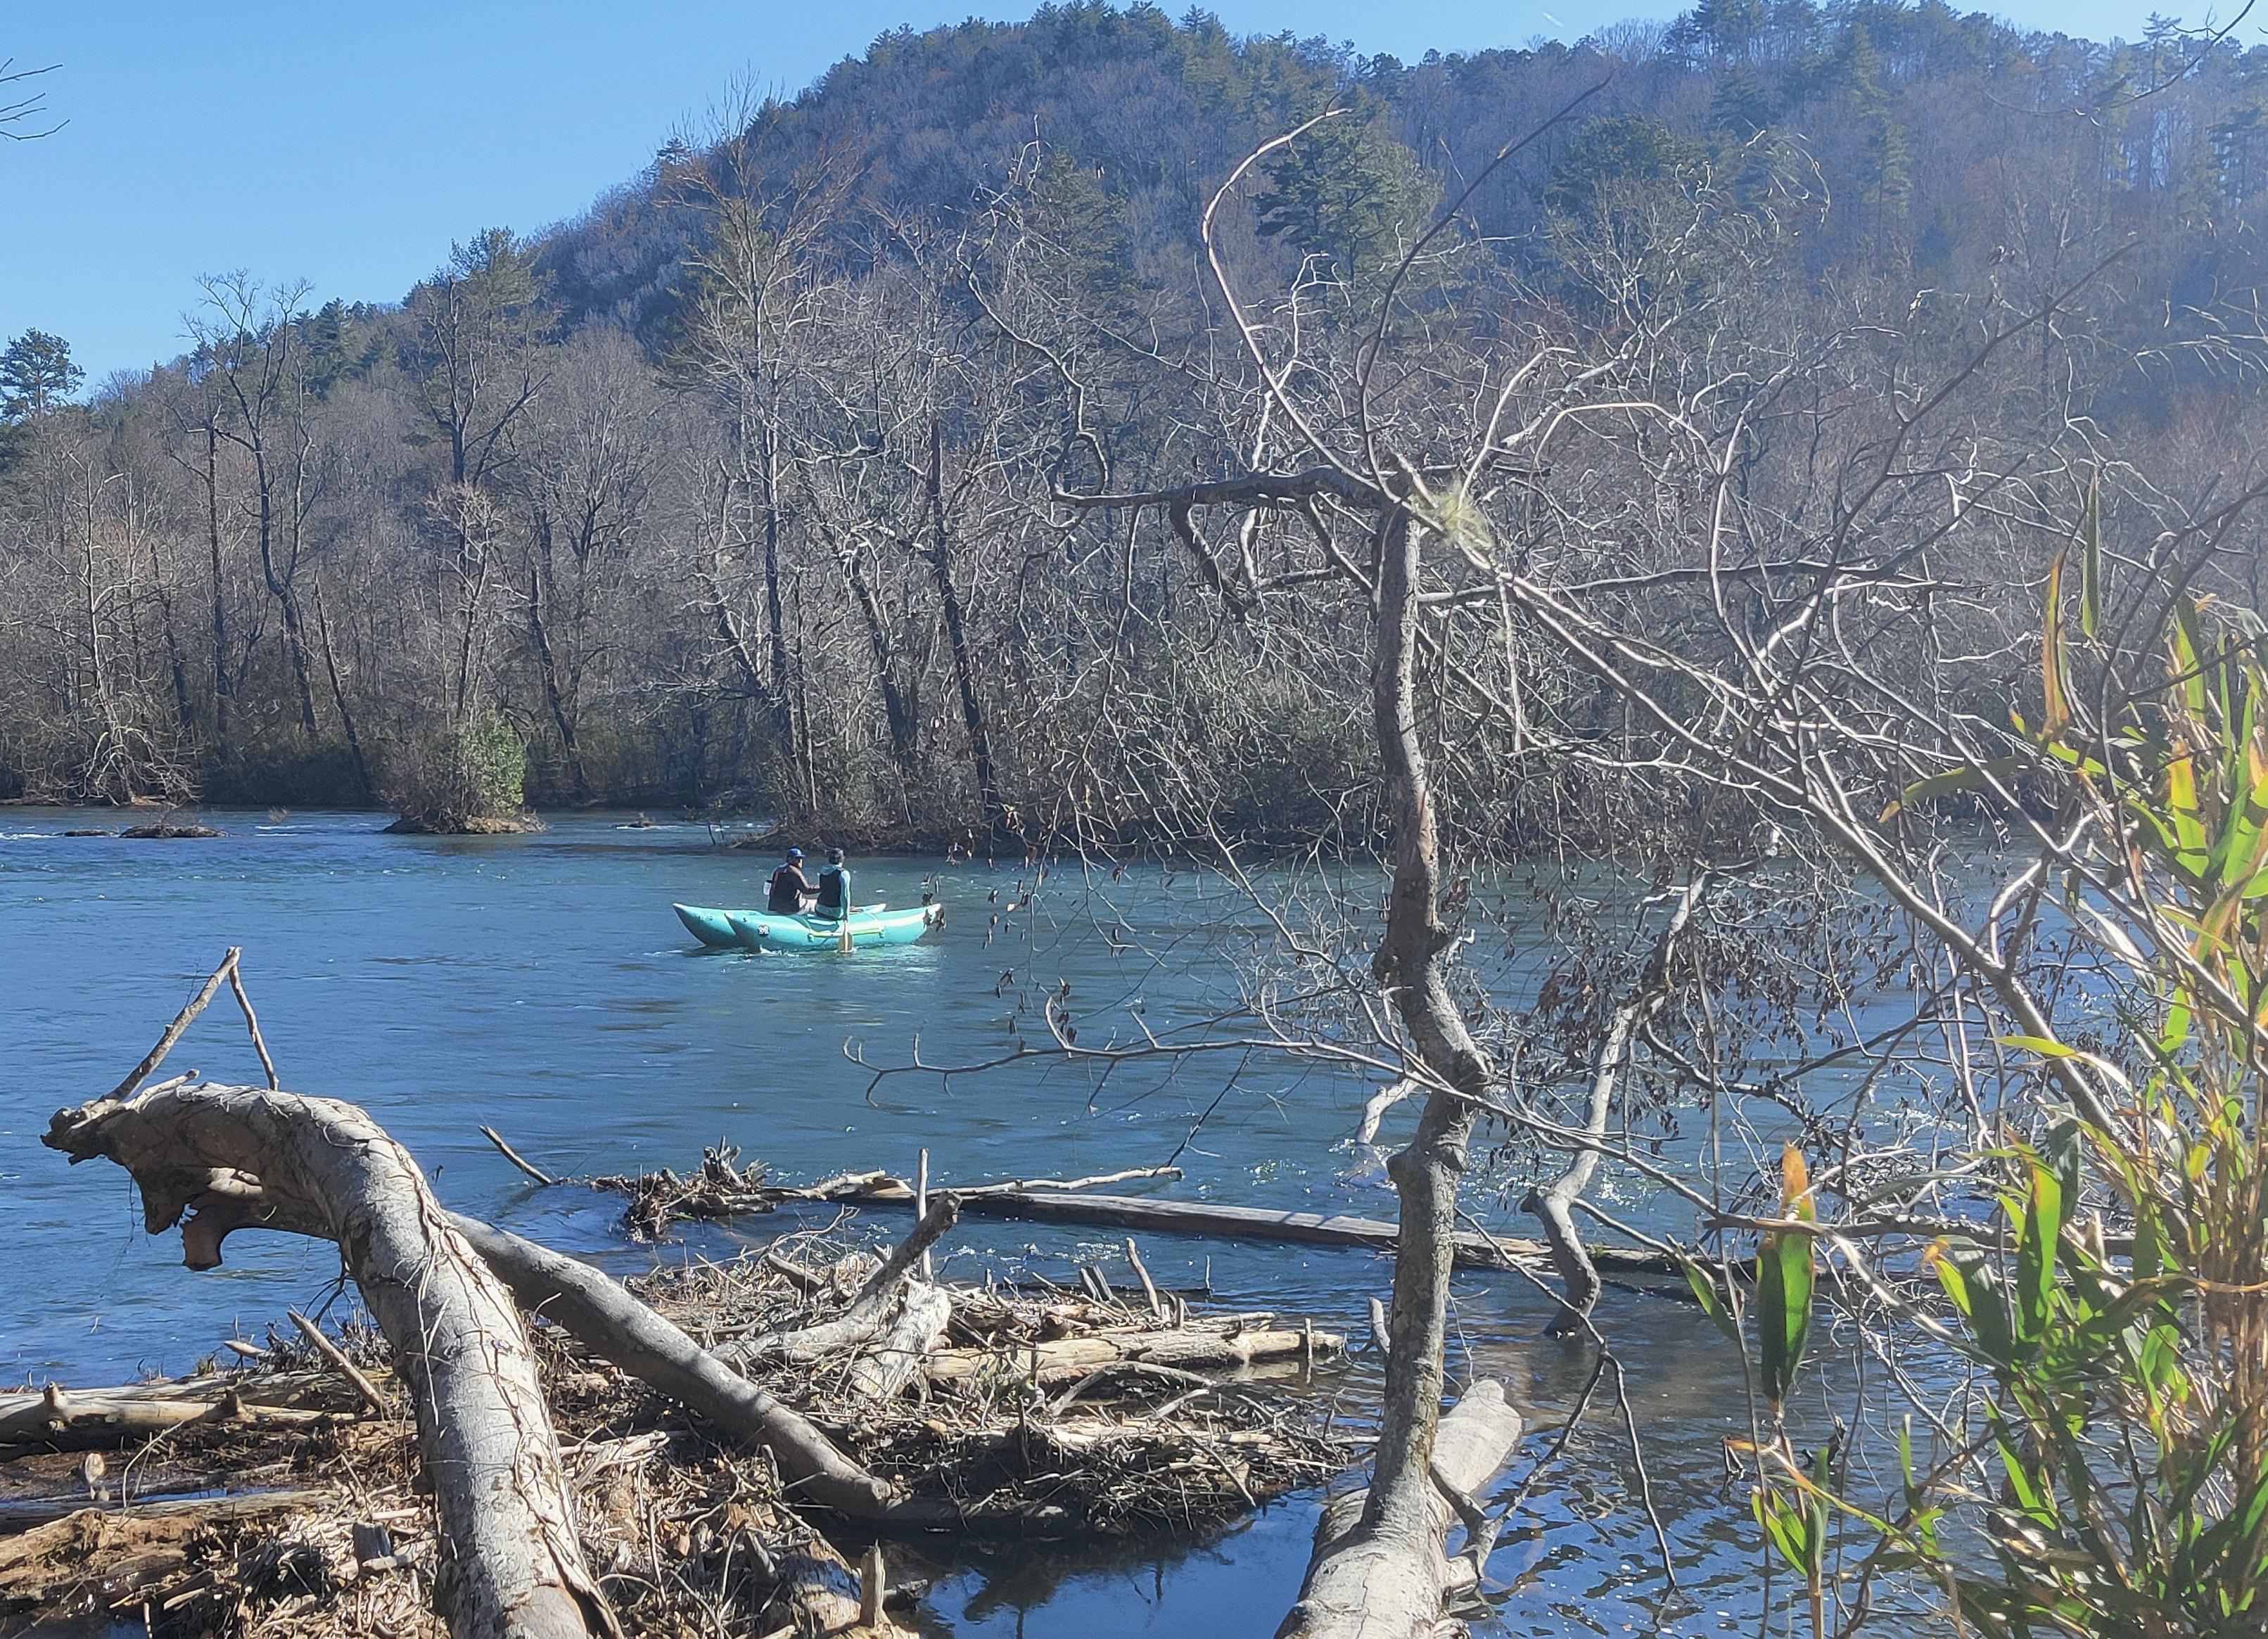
[4, 0, 2264, 846]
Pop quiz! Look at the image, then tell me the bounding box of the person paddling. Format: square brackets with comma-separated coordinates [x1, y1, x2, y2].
[813, 848, 853, 922]
[766, 847, 816, 914]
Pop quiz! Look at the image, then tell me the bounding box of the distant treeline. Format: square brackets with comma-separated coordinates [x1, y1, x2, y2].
[4, 0, 2264, 844]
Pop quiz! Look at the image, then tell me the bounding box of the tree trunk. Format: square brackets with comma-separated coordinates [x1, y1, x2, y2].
[842, 541, 918, 777]
[42, 1084, 611, 1639]
[250, 446, 321, 736]
[1276, 1381, 1524, 1638]
[525, 551, 590, 801]
[1284, 507, 1501, 1638]
[758, 424, 803, 806]
[205, 422, 230, 751]
[926, 416, 1010, 847]
[312, 576, 373, 798]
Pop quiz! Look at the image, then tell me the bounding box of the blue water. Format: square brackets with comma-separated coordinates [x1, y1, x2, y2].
[1, 810, 1785, 1636]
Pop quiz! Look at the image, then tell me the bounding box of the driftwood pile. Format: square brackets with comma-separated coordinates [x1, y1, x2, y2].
[4, 1143, 1346, 1638]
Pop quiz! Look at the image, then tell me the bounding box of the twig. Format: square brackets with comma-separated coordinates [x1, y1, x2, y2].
[1125, 1238, 1164, 1318]
[286, 1310, 388, 1416]
[480, 1125, 556, 1186]
[916, 1147, 933, 1280]
[1047, 1360, 1211, 1417]
[111, 949, 239, 1100]
[227, 959, 279, 1090]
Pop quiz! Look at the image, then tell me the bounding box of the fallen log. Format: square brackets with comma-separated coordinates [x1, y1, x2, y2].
[0, 1485, 333, 1543]
[1275, 1379, 1523, 1639]
[791, 1185, 1683, 1277]
[924, 1324, 1342, 1385]
[0, 1490, 333, 1605]
[596, 1153, 1692, 1283]
[848, 1280, 953, 1401]
[443, 1211, 919, 1522]
[0, 1374, 354, 1452]
[44, 1081, 613, 1639]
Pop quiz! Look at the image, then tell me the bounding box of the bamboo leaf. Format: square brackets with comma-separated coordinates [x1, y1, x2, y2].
[1682, 1258, 1742, 1347]
[2014, 1158, 2062, 1348]
[2043, 546, 2072, 738]
[1880, 759, 2025, 820]
[1997, 1033, 2078, 1059]
[1757, 1150, 1819, 1408]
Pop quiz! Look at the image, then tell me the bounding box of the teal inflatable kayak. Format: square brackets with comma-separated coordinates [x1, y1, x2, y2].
[725, 904, 939, 952]
[673, 903, 743, 948]
[675, 900, 898, 949]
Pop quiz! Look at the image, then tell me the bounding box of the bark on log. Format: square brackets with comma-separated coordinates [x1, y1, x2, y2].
[442, 1212, 916, 1522]
[1275, 1380, 1523, 1639]
[923, 1325, 1341, 1384]
[720, 1194, 960, 1368]
[0, 1376, 350, 1450]
[42, 1082, 612, 1639]
[848, 1280, 953, 1401]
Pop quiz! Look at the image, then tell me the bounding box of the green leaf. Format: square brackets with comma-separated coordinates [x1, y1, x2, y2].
[1757, 1228, 1816, 1410]
[2013, 1158, 2063, 1348]
[1681, 1258, 1741, 1347]
[1881, 759, 2023, 820]
[1997, 1033, 2079, 1059]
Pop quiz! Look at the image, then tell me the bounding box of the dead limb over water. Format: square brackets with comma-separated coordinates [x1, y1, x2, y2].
[42, 1083, 612, 1639]
[587, 1142, 1689, 1280]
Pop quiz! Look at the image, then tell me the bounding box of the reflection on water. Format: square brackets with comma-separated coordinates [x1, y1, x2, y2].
[3, 810, 1799, 1635]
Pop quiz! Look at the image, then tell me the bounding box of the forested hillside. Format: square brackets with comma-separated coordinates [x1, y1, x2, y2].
[6, 0, 2267, 845]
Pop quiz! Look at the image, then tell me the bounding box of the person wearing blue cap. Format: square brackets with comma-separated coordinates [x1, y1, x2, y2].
[765, 846, 817, 914]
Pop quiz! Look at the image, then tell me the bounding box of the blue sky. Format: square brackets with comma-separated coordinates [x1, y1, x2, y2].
[0, 0, 2235, 385]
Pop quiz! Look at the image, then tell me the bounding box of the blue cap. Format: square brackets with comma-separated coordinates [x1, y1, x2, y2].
[786, 847, 804, 859]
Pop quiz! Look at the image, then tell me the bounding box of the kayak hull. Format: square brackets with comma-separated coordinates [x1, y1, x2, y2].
[725, 905, 939, 952]
[673, 903, 741, 948]
[676, 900, 892, 949]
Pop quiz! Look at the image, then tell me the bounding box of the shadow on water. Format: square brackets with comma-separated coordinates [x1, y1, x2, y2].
[4, 810, 1799, 1636]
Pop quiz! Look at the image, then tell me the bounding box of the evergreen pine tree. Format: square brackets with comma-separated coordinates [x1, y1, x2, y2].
[0, 329, 82, 421]
[1257, 108, 1437, 284]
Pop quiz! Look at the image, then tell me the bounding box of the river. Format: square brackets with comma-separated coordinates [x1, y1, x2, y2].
[2, 809, 1778, 1636]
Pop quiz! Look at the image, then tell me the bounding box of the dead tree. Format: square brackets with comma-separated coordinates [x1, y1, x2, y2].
[1050, 89, 1608, 1636]
[1524, 872, 1713, 1334]
[43, 1082, 611, 1639]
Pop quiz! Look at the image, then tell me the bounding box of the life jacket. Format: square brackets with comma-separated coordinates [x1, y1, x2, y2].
[817, 864, 850, 914]
[766, 865, 807, 914]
